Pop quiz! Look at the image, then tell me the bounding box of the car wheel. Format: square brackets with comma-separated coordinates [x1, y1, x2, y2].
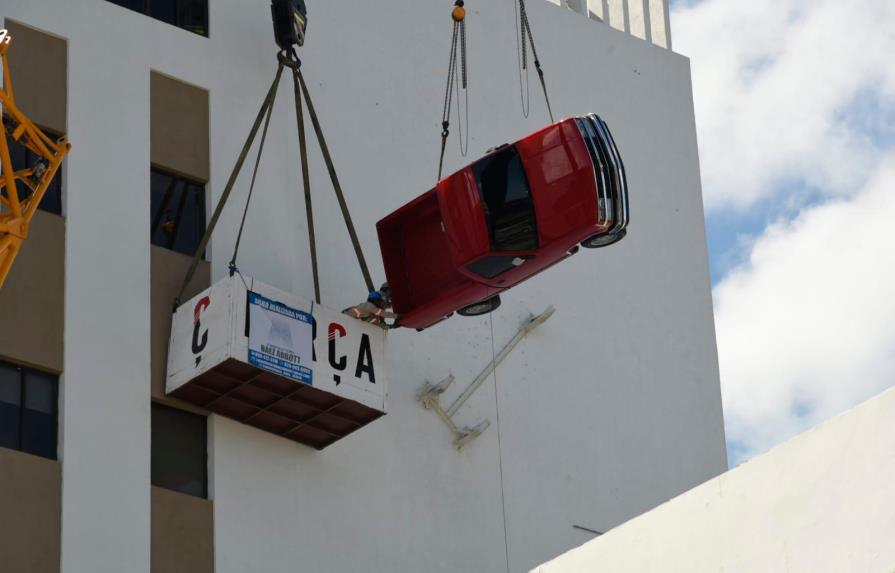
[581, 228, 627, 249]
[457, 295, 502, 317]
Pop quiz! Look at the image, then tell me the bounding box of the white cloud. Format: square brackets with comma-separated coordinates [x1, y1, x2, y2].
[672, 0, 895, 462]
[672, 0, 895, 210]
[713, 155, 895, 461]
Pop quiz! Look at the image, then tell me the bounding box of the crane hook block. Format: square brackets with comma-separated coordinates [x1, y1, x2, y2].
[452, 5, 466, 22]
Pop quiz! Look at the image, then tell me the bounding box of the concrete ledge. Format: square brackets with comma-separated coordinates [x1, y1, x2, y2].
[0, 448, 61, 573]
[0, 210, 64, 373]
[151, 486, 214, 573]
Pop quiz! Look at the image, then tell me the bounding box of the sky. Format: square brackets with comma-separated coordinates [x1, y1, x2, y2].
[669, 0, 895, 465]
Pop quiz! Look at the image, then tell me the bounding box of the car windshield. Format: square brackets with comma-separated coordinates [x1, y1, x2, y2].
[472, 146, 538, 251]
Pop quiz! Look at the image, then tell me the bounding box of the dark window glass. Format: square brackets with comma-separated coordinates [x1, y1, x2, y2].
[150, 168, 206, 258]
[177, 0, 209, 36]
[467, 255, 525, 279]
[110, 0, 146, 10]
[472, 146, 538, 252]
[106, 0, 208, 37]
[0, 364, 22, 451]
[0, 361, 58, 460]
[22, 370, 58, 459]
[151, 403, 207, 498]
[149, 0, 178, 26]
[5, 130, 63, 215]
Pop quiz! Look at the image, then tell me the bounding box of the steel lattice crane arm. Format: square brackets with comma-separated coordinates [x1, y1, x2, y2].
[0, 38, 71, 288]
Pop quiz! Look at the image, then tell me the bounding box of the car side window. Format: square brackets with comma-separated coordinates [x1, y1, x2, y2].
[472, 146, 538, 252]
[467, 255, 519, 279]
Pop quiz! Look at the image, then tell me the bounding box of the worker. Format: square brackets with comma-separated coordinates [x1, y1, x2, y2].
[342, 289, 398, 329]
[379, 282, 392, 306]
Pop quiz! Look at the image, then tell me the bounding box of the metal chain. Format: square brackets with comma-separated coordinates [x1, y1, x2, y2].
[438, 1, 469, 180]
[516, 0, 554, 122]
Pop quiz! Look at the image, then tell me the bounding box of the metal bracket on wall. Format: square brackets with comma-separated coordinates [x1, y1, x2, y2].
[418, 306, 556, 450]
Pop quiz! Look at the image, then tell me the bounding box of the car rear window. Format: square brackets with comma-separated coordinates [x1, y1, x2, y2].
[472, 146, 538, 251]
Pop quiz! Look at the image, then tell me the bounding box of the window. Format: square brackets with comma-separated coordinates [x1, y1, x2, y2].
[151, 402, 207, 498]
[0, 361, 58, 460]
[150, 168, 206, 257]
[4, 127, 63, 215]
[472, 146, 538, 252]
[106, 0, 209, 37]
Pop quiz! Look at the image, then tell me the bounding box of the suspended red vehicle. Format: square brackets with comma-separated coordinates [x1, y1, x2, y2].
[377, 114, 629, 330]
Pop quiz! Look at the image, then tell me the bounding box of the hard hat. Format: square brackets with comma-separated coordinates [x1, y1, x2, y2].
[367, 291, 383, 303]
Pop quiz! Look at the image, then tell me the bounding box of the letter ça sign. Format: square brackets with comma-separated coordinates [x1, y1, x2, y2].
[325, 321, 375, 386]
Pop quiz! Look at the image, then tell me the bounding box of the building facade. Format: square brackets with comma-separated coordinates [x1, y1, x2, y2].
[0, 1, 725, 571]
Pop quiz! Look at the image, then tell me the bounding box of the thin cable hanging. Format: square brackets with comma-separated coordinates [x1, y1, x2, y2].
[514, 0, 554, 122]
[229, 80, 279, 276]
[488, 303, 511, 573]
[438, 0, 470, 180]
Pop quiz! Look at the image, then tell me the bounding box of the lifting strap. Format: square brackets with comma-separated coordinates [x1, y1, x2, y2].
[175, 61, 285, 308]
[229, 73, 279, 276]
[437, 0, 469, 181]
[291, 53, 321, 304]
[516, 0, 554, 122]
[295, 56, 375, 296]
[175, 50, 374, 309]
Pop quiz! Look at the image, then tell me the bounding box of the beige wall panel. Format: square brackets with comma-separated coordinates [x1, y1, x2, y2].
[150, 246, 209, 414]
[0, 449, 61, 573]
[4, 20, 67, 133]
[150, 72, 209, 181]
[0, 211, 64, 372]
[151, 487, 214, 573]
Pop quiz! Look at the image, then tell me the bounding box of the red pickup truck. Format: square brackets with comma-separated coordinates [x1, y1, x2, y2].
[377, 114, 629, 330]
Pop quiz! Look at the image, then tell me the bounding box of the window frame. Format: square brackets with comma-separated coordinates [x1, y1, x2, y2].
[472, 145, 540, 253]
[150, 166, 208, 259]
[0, 360, 59, 461]
[150, 401, 209, 499]
[105, 0, 210, 37]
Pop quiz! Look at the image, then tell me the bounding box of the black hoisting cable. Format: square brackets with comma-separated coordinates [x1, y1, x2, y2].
[438, 0, 469, 180]
[288, 50, 322, 304]
[515, 0, 554, 122]
[295, 54, 375, 295]
[229, 70, 280, 277]
[175, 60, 286, 309]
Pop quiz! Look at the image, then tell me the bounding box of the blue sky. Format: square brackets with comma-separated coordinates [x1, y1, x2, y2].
[671, 0, 895, 465]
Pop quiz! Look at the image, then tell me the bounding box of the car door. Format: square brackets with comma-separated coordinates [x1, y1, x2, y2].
[457, 144, 542, 288]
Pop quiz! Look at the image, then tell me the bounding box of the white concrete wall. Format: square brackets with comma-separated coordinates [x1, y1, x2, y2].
[0, 0, 721, 571]
[534, 386, 895, 573]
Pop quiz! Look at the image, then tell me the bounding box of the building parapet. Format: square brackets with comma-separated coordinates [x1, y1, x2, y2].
[548, 0, 671, 49]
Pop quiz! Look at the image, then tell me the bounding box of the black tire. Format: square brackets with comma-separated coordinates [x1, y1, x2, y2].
[581, 228, 627, 249]
[457, 295, 502, 317]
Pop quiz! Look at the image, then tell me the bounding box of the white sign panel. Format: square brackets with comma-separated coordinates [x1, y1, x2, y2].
[167, 278, 233, 385]
[166, 275, 387, 414]
[247, 291, 313, 385]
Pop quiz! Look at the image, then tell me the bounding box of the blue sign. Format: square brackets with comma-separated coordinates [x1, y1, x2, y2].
[247, 291, 313, 385]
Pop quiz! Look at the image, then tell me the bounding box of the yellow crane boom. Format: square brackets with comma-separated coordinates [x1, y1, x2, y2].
[0, 37, 71, 288]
